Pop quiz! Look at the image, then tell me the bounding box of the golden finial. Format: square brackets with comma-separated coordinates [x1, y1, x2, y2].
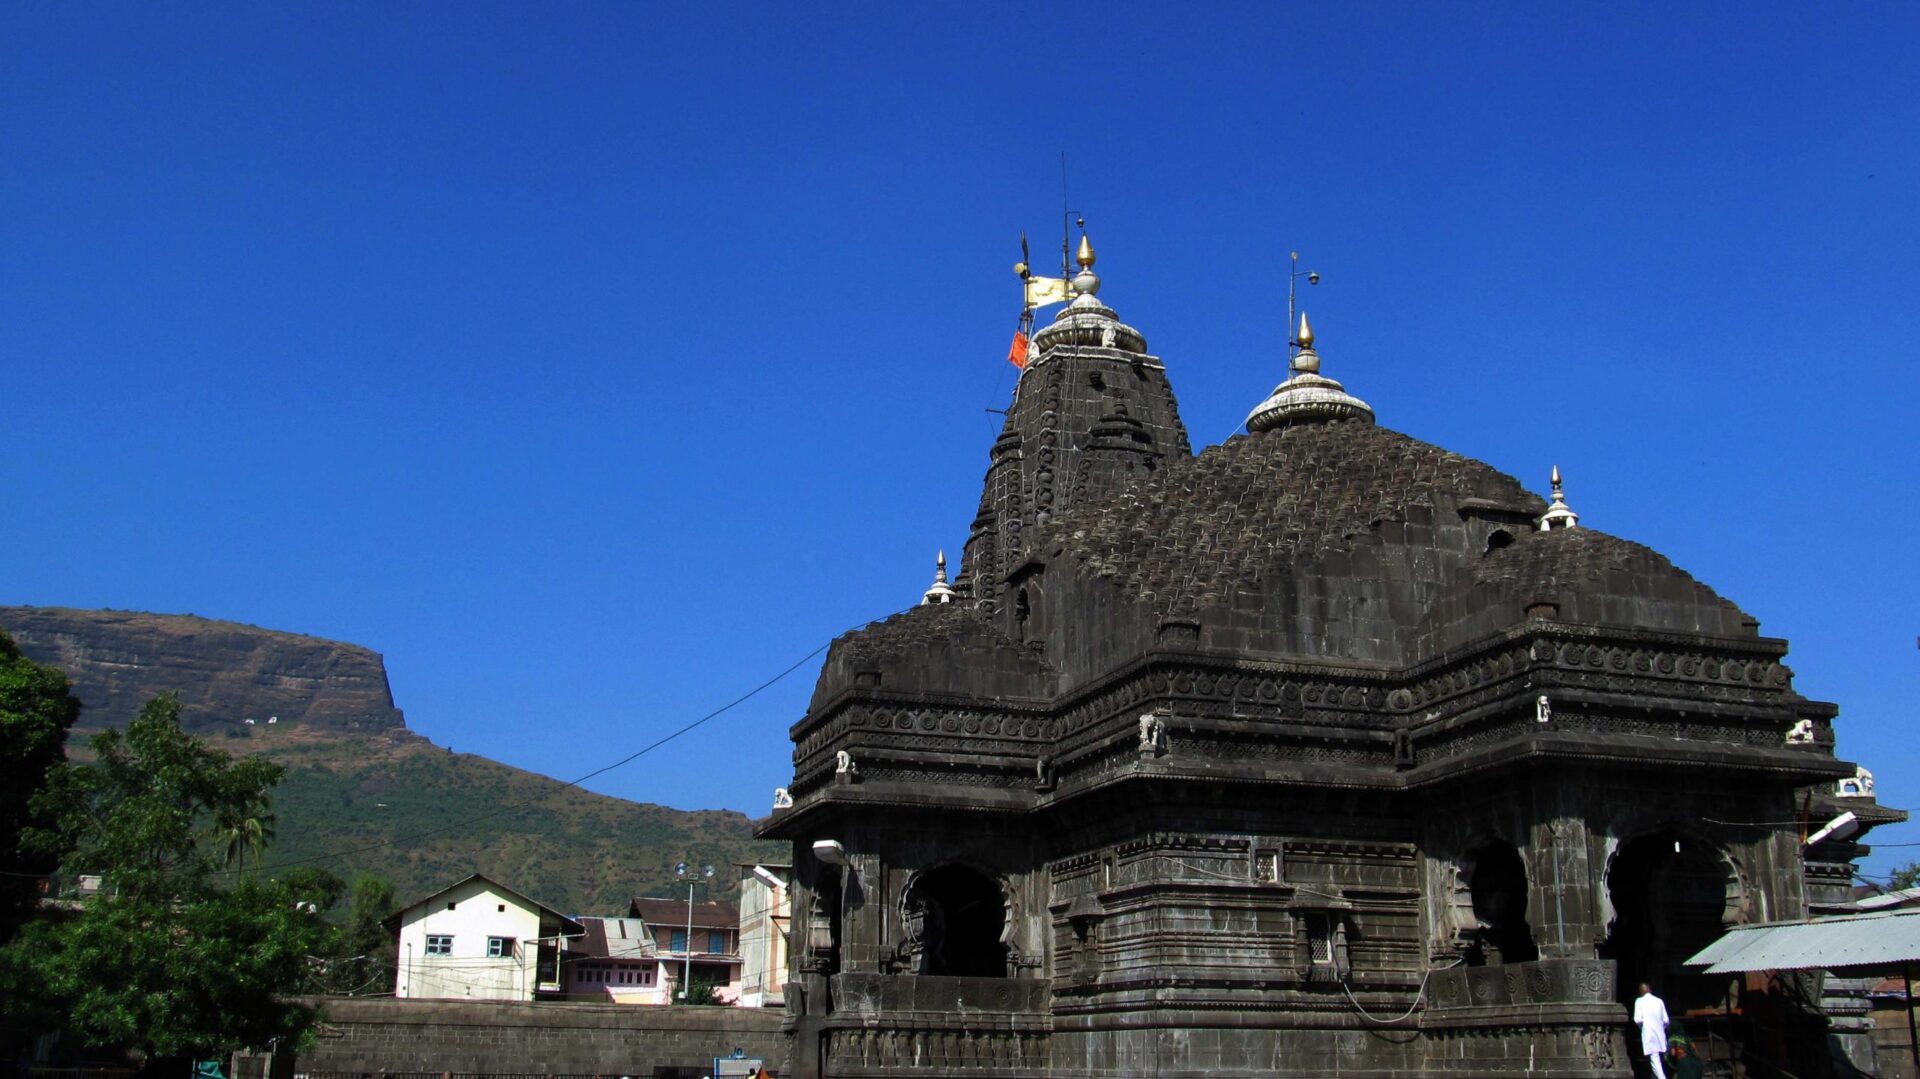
[1297, 311, 1314, 349]
[1076, 233, 1096, 270]
[1551, 464, 1563, 493]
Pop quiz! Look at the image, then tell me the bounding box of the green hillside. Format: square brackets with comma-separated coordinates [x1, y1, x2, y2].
[218, 726, 783, 915]
[0, 607, 790, 915]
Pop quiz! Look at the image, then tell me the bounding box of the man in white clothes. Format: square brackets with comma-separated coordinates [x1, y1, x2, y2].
[1632, 981, 1671, 1079]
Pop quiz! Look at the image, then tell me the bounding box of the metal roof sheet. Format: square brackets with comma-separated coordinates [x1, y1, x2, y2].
[574, 916, 657, 959]
[1685, 908, 1920, 973]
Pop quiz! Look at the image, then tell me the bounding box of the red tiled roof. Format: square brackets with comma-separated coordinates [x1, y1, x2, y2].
[628, 897, 737, 929]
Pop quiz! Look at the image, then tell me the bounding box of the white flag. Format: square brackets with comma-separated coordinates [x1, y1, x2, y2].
[1024, 275, 1069, 310]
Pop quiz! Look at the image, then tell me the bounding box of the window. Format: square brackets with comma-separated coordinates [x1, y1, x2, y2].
[445, 901, 457, 911]
[487, 936, 514, 958]
[1294, 909, 1351, 983]
[707, 930, 726, 954]
[670, 930, 688, 952]
[425, 934, 453, 956]
[1306, 915, 1334, 963]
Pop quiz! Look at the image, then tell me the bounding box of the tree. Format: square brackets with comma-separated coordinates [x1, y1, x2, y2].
[327, 873, 397, 995]
[209, 791, 277, 873]
[0, 629, 82, 942]
[0, 696, 337, 1062]
[1890, 862, 1920, 891]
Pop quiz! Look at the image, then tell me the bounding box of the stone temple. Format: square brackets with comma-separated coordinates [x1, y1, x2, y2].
[762, 235, 1899, 1076]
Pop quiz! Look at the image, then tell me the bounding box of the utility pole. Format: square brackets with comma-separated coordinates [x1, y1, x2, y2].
[676, 863, 713, 1001]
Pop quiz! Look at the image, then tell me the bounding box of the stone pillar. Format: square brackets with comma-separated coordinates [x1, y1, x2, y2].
[840, 851, 885, 973]
[1537, 788, 1597, 958]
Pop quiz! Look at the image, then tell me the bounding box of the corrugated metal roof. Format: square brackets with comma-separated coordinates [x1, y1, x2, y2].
[1848, 887, 1920, 912]
[574, 916, 658, 959]
[1686, 908, 1920, 973]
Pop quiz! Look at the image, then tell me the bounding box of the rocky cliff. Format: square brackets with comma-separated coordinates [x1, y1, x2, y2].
[0, 606, 407, 734]
[0, 606, 778, 911]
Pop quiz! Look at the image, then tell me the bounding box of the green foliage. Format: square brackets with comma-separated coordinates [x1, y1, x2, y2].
[258, 734, 783, 914]
[210, 792, 277, 873]
[681, 969, 733, 1006]
[320, 873, 397, 995]
[30, 697, 285, 902]
[0, 630, 82, 941]
[0, 696, 334, 1061]
[5, 871, 340, 1057]
[1890, 861, 1920, 891]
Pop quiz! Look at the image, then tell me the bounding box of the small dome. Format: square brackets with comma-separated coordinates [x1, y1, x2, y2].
[1537, 466, 1580, 531]
[1030, 233, 1148, 357]
[1244, 315, 1373, 432]
[921, 550, 957, 605]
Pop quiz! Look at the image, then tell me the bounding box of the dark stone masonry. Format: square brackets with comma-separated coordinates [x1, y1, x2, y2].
[293, 998, 785, 1076]
[761, 240, 1902, 1076]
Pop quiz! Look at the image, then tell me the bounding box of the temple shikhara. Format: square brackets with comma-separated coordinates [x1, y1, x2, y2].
[762, 232, 1899, 1076]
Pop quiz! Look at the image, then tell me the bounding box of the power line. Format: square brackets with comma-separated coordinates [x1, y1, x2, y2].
[227, 638, 832, 879]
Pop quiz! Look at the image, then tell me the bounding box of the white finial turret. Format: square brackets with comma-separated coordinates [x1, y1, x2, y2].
[1245, 311, 1374, 433]
[921, 550, 957, 605]
[1538, 465, 1580, 531]
[1027, 224, 1150, 359]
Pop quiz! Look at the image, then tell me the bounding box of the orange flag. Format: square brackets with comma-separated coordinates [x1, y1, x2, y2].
[1007, 330, 1030, 369]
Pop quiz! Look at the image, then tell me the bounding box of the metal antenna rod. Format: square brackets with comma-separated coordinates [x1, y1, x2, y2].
[1060, 152, 1071, 280]
[1285, 251, 1320, 360]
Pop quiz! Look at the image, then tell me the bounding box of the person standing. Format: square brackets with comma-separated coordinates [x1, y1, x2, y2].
[1633, 981, 1672, 1079]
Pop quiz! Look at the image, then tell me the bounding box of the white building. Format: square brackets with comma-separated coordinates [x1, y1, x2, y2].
[389, 873, 581, 1001]
[735, 863, 791, 1008]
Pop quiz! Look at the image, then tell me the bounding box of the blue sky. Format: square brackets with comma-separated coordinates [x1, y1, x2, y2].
[4, 4, 1917, 877]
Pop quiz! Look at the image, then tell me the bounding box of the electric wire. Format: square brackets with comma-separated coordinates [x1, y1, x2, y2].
[1341, 957, 1463, 1026]
[1175, 854, 1443, 1025]
[225, 637, 833, 879]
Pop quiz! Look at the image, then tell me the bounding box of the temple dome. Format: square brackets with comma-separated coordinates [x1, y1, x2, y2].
[1244, 313, 1373, 432]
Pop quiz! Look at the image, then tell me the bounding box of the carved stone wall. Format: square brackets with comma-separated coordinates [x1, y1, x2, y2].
[765, 310, 1893, 1076]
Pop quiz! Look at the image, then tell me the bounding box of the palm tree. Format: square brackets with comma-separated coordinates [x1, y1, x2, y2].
[209, 797, 276, 873]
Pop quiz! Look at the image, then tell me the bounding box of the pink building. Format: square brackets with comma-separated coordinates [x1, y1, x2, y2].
[564, 916, 666, 1004]
[628, 896, 742, 1003]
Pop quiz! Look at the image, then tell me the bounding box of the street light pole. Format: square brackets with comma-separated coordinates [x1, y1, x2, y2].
[676, 863, 713, 1002]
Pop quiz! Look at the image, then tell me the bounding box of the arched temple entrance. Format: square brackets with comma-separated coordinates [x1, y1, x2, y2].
[1468, 841, 1538, 965]
[903, 864, 1008, 978]
[1602, 831, 1740, 1009]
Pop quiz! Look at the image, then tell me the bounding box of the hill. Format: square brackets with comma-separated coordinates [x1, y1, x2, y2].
[0, 606, 782, 914]
[0, 606, 405, 734]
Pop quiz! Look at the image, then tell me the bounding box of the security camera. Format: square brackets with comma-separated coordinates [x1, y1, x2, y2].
[1308, 272, 1321, 285]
